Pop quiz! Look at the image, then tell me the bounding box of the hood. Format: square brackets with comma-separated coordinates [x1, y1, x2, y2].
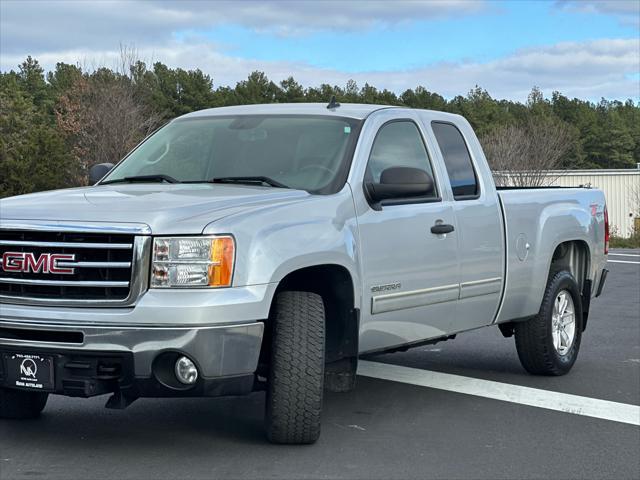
[0, 184, 310, 234]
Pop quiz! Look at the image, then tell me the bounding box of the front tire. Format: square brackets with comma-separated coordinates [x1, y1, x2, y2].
[515, 270, 583, 375]
[265, 291, 325, 444]
[0, 387, 48, 419]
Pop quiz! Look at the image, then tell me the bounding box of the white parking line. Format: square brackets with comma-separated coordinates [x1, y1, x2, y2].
[608, 260, 640, 265]
[358, 361, 640, 426]
[609, 253, 640, 257]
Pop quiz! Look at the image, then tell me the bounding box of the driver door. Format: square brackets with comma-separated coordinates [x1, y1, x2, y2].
[356, 119, 460, 353]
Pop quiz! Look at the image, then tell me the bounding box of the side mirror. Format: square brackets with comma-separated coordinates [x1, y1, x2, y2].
[89, 163, 115, 185]
[366, 167, 435, 203]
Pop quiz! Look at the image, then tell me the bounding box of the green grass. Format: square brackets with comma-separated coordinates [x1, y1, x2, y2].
[610, 235, 640, 249]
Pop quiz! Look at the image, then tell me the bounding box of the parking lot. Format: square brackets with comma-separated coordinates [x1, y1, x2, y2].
[1, 250, 638, 480]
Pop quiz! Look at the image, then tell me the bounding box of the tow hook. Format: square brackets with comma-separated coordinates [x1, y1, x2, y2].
[105, 391, 138, 410]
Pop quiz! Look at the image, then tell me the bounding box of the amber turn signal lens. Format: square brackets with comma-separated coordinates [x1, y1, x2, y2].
[208, 236, 234, 287]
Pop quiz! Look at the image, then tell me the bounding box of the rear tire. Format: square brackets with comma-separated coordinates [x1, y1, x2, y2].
[265, 291, 325, 444]
[0, 387, 48, 419]
[515, 270, 583, 375]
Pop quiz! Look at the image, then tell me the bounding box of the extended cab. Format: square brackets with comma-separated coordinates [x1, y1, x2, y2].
[0, 103, 609, 443]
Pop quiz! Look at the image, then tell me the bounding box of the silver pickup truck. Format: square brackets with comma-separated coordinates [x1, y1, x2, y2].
[0, 103, 609, 444]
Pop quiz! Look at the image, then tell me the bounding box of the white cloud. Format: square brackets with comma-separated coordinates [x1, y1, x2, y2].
[2, 38, 636, 102]
[555, 0, 640, 27]
[0, 0, 488, 54]
[1, 1, 637, 102]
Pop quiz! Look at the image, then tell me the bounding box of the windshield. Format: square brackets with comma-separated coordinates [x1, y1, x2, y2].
[101, 115, 362, 192]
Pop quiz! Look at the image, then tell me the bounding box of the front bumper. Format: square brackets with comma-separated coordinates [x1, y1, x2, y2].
[0, 285, 273, 398]
[0, 320, 264, 398]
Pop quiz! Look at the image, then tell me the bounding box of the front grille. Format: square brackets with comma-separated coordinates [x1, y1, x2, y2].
[0, 230, 135, 302]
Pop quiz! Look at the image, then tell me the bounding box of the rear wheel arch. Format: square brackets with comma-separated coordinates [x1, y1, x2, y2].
[548, 240, 591, 287]
[548, 240, 592, 329]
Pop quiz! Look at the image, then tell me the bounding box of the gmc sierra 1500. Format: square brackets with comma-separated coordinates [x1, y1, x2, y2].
[0, 103, 608, 444]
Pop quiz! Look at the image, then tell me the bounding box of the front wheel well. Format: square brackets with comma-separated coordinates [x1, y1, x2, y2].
[259, 264, 359, 390]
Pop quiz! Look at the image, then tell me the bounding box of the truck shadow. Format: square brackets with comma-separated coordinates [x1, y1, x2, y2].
[1, 376, 432, 454]
[3, 393, 269, 449]
[0, 379, 467, 479]
[1, 348, 527, 456]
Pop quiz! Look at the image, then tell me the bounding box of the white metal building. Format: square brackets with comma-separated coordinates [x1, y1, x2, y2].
[530, 169, 640, 238]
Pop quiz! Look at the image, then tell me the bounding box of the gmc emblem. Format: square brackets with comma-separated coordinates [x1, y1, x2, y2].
[1, 252, 76, 274]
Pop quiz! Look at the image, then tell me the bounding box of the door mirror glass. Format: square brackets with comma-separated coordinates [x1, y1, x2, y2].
[366, 167, 435, 202]
[89, 163, 115, 184]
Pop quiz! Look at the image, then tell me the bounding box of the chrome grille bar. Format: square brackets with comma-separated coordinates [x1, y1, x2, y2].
[0, 278, 130, 288]
[0, 220, 151, 235]
[56, 261, 131, 268]
[0, 240, 132, 249]
[0, 231, 150, 306]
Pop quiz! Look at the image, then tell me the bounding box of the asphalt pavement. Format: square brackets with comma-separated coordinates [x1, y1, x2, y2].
[1, 251, 639, 480]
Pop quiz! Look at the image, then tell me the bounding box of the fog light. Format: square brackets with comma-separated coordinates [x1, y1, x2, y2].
[174, 356, 198, 385]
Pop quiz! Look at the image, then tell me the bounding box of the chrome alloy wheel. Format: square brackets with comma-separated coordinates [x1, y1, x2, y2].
[551, 290, 576, 356]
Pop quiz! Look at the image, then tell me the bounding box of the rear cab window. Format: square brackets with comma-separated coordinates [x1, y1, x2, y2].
[431, 122, 479, 200]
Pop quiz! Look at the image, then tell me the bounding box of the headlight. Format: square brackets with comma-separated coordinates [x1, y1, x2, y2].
[151, 236, 235, 288]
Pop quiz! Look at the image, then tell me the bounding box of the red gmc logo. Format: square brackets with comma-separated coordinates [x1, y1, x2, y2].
[1, 252, 76, 275]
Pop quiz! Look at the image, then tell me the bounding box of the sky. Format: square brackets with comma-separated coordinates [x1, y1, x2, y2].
[1, 0, 639, 102]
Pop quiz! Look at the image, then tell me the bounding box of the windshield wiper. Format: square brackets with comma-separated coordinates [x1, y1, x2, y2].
[100, 174, 179, 185]
[206, 176, 289, 188]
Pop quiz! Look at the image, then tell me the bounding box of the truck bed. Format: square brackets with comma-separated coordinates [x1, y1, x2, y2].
[495, 187, 607, 324]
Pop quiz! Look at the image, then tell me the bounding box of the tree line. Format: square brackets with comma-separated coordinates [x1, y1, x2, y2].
[1, 55, 638, 198]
